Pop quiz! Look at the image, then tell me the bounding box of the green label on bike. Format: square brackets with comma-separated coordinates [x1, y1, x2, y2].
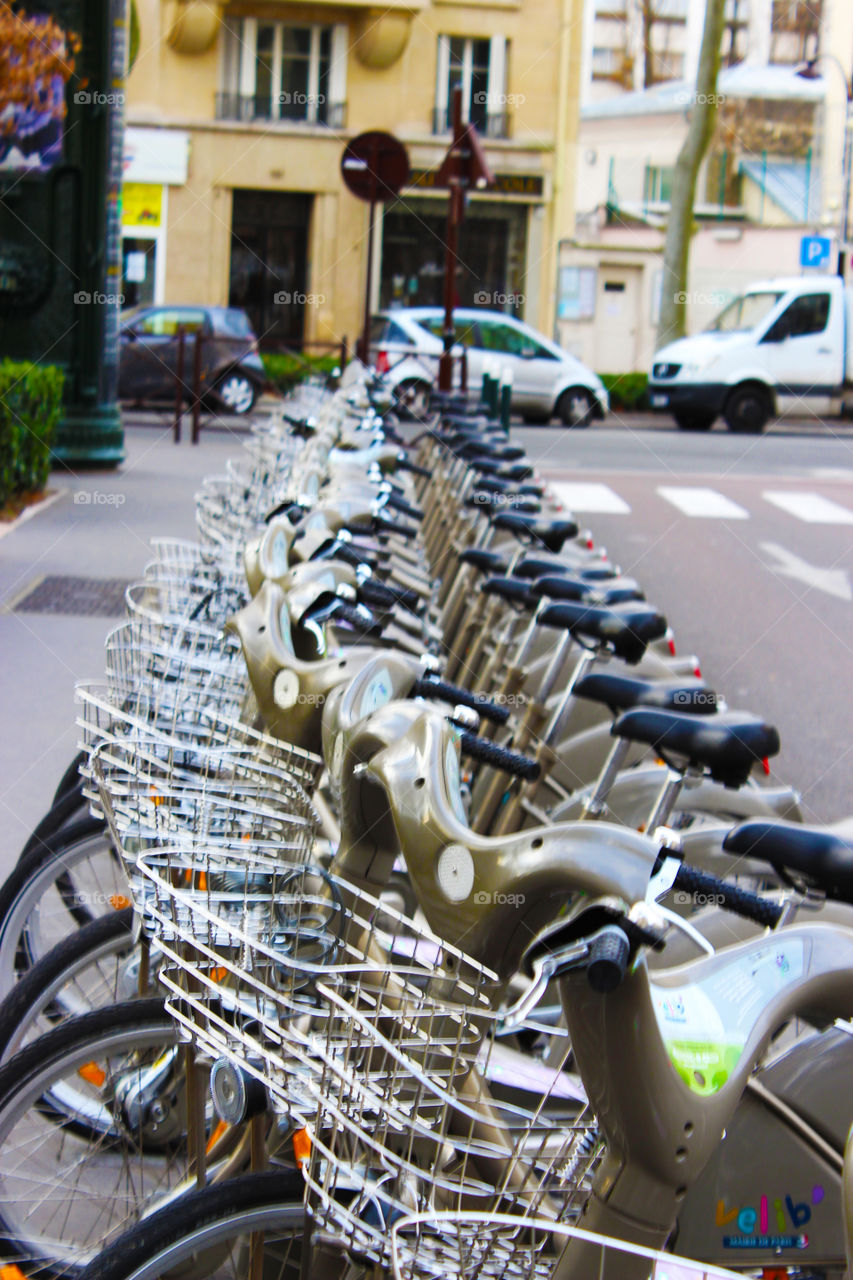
[651, 939, 805, 1095]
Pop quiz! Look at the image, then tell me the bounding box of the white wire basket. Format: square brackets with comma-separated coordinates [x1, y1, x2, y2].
[195, 476, 272, 561]
[102, 622, 251, 731]
[125, 577, 247, 643]
[144, 537, 249, 606]
[389, 1212, 746, 1280]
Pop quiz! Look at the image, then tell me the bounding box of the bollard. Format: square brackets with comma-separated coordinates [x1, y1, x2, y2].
[500, 366, 512, 433]
[191, 331, 203, 445]
[173, 327, 185, 443]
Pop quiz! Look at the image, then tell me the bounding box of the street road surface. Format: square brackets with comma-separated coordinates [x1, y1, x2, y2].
[517, 419, 853, 823]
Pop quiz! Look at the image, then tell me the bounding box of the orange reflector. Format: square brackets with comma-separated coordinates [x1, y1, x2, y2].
[109, 894, 131, 910]
[292, 1128, 312, 1166]
[2, 1266, 28, 1280]
[198, 872, 207, 891]
[205, 1119, 229, 1153]
[211, 966, 227, 984]
[78, 1061, 106, 1088]
[762, 757, 771, 776]
[149, 787, 164, 806]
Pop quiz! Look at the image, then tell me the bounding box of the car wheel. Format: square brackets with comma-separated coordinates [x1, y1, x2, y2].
[216, 371, 257, 415]
[723, 385, 770, 435]
[395, 380, 432, 421]
[556, 387, 595, 428]
[673, 412, 715, 432]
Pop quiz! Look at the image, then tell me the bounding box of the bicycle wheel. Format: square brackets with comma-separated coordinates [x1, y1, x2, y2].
[19, 781, 91, 862]
[0, 999, 204, 1277]
[0, 817, 128, 998]
[0, 908, 136, 1062]
[77, 1171, 306, 1280]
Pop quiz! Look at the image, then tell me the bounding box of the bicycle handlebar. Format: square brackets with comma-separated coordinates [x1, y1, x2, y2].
[672, 863, 784, 929]
[458, 732, 540, 780]
[410, 676, 510, 725]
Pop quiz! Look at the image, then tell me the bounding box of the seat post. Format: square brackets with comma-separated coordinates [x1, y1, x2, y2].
[580, 737, 632, 820]
[542, 648, 598, 747]
[644, 765, 697, 833]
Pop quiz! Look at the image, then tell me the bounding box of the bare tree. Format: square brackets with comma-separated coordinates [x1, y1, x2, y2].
[656, 0, 727, 348]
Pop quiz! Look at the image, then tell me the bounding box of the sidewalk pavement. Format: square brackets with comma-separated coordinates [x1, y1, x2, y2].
[0, 411, 264, 876]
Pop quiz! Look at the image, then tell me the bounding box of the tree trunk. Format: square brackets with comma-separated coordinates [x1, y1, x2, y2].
[655, 0, 727, 350]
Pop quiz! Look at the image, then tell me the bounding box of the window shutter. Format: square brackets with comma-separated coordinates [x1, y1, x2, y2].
[436, 34, 450, 118]
[240, 18, 257, 98]
[487, 34, 506, 108]
[329, 23, 348, 111]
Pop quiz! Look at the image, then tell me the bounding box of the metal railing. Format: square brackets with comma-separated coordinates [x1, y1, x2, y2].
[214, 93, 346, 129]
[431, 107, 509, 139]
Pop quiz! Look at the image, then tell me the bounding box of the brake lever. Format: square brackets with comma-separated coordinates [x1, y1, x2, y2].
[497, 939, 591, 1033]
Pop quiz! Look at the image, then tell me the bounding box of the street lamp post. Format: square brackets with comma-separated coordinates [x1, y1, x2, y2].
[797, 55, 853, 279]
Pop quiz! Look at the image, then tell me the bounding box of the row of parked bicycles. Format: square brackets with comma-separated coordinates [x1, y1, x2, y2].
[2, 367, 853, 1280]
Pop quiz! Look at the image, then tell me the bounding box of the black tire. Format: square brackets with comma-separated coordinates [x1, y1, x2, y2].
[0, 816, 123, 995]
[556, 387, 595, 428]
[673, 411, 715, 432]
[52, 750, 88, 806]
[0, 999, 183, 1277]
[19, 780, 91, 862]
[77, 1171, 306, 1280]
[0, 907, 135, 1062]
[723, 384, 771, 434]
[215, 370, 257, 415]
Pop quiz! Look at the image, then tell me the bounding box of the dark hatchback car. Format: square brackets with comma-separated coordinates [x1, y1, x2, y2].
[119, 305, 268, 415]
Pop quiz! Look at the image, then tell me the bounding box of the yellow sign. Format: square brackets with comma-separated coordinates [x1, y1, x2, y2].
[122, 182, 162, 228]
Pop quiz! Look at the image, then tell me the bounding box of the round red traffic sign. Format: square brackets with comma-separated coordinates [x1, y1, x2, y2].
[341, 131, 410, 204]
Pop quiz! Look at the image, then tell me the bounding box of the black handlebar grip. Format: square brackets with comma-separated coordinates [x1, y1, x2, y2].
[458, 732, 540, 781]
[359, 578, 421, 614]
[673, 863, 784, 928]
[411, 677, 510, 725]
[327, 602, 384, 638]
[385, 492, 424, 520]
[398, 457, 431, 478]
[587, 925, 631, 993]
[374, 514, 418, 540]
[264, 500, 305, 525]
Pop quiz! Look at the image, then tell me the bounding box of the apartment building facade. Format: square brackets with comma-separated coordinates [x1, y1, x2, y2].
[122, 0, 583, 350]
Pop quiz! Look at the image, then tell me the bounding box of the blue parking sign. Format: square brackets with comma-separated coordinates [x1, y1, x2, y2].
[800, 235, 833, 270]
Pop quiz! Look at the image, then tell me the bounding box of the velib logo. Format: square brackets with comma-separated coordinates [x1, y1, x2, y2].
[717, 1185, 824, 1250]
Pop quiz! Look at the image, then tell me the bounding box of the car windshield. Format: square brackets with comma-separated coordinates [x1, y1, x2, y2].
[421, 316, 479, 347]
[706, 292, 784, 334]
[211, 309, 254, 338]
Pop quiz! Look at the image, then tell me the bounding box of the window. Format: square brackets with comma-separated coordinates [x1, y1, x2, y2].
[434, 35, 507, 137]
[219, 19, 347, 125]
[706, 291, 784, 333]
[477, 320, 552, 357]
[422, 317, 480, 347]
[643, 166, 674, 205]
[134, 308, 207, 337]
[558, 267, 597, 321]
[762, 293, 830, 342]
[370, 317, 415, 347]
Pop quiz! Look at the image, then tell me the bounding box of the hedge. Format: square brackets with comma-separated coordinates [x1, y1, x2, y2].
[0, 362, 64, 507]
[262, 352, 340, 395]
[599, 372, 649, 413]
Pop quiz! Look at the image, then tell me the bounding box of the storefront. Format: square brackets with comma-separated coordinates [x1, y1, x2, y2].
[228, 190, 313, 346]
[121, 128, 189, 309]
[379, 172, 544, 320]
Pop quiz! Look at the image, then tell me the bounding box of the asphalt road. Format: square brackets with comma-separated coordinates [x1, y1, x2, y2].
[517, 416, 853, 823]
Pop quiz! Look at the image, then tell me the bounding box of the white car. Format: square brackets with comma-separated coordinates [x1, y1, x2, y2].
[367, 307, 608, 425]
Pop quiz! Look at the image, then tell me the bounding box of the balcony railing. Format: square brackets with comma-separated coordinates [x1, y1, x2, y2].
[431, 106, 509, 139]
[215, 93, 347, 128]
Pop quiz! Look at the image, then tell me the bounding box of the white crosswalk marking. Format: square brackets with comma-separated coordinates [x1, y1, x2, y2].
[657, 487, 749, 519]
[549, 482, 631, 514]
[762, 491, 853, 524]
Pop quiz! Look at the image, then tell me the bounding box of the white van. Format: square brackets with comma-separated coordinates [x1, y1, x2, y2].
[648, 276, 853, 433]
